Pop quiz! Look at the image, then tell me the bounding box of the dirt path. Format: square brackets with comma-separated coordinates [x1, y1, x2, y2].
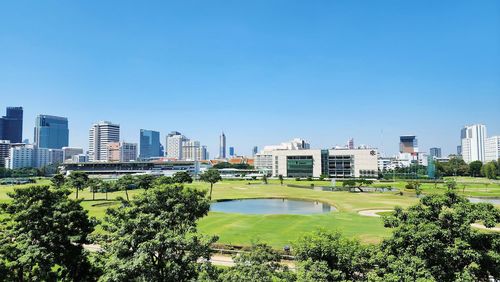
[357, 209, 392, 217]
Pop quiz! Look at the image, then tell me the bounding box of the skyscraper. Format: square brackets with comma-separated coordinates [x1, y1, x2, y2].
[219, 132, 226, 159]
[0, 140, 10, 167]
[229, 146, 235, 157]
[461, 124, 486, 163]
[88, 121, 120, 162]
[429, 147, 442, 158]
[399, 135, 418, 153]
[348, 138, 354, 149]
[34, 115, 69, 149]
[0, 107, 23, 143]
[252, 146, 258, 156]
[166, 131, 185, 160]
[139, 129, 161, 159]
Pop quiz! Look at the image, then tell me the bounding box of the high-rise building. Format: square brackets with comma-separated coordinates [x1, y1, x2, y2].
[429, 147, 442, 158]
[461, 124, 487, 163]
[182, 140, 200, 161]
[88, 121, 120, 162]
[34, 115, 69, 149]
[166, 131, 186, 160]
[399, 135, 418, 154]
[229, 146, 235, 157]
[457, 145, 462, 156]
[0, 140, 10, 167]
[5, 143, 34, 169]
[0, 107, 23, 143]
[348, 138, 354, 149]
[252, 146, 258, 156]
[139, 129, 161, 159]
[107, 142, 137, 162]
[485, 136, 500, 162]
[62, 147, 84, 162]
[219, 132, 226, 159]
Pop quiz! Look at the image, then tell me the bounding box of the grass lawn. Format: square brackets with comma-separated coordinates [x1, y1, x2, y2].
[1, 177, 499, 247]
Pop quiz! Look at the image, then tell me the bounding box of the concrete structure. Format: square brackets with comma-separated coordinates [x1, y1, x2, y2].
[399, 135, 418, 153]
[72, 154, 89, 163]
[139, 129, 161, 159]
[0, 140, 10, 167]
[254, 153, 274, 174]
[430, 147, 442, 158]
[327, 149, 378, 178]
[62, 147, 84, 162]
[263, 138, 310, 151]
[107, 142, 137, 162]
[34, 115, 69, 149]
[219, 132, 226, 159]
[461, 124, 487, 163]
[166, 131, 185, 160]
[88, 121, 120, 162]
[182, 140, 200, 161]
[0, 107, 23, 143]
[485, 136, 500, 162]
[48, 149, 64, 165]
[5, 144, 34, 169]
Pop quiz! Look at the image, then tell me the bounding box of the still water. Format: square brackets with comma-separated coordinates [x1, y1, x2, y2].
[211, 198, 335, 215]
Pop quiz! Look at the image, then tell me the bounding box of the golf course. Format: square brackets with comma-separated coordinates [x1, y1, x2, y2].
[1, 177, 499, 248]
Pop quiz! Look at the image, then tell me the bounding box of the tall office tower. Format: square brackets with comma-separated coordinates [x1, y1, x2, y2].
[5, 143, 34, 169]
[0, 140, 10, 167]
[429, 147, 442, 158]
[62, 147, 84, 162]
[181, 140, 201, 161]
[219, 132, 226, 159]
[229, 146, 235, 157]
[399, 135, 418, 153]
[34, 115, 69, 149]
[457, 145, 462, 156]
[88, 121, 120, 162]
[461, 124, 487, 163]
[107, 142, 137, 162]
[166, 131, 185, 160]
[200, 145, 209, 161]
[139, 129, 161, 159]
[485, 136, 500, 162]
[0, 107, 23, 143]
[348, 138, 354, 149]
[252, 146, 258, 156]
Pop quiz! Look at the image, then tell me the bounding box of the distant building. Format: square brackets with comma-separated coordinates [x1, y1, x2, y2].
[139, 129, 161, 159]
[0, 140, 10, 167]
[72, 154, 89, 163]
[107, 142, 137, 162]
[219, 132, 226, 159]
[263, 138, 310, 151]
[485, 136, 500, 162]
[34, 115, 69, 149]
[88, 121, 120, 162]
[62, 147, 84, 162]
[252, 146, 258, 156]
[5, 143, 35, 169]
[229, 146, 235, 157]
[348, 138, 354, 149]
[457, 145, 462, 156]
[399, 135, 418, 153]
[166, 131, 186, 160]
[429, 147, 442, 158]
[0, 107, 23, 143]
[461, 124, 486, 163]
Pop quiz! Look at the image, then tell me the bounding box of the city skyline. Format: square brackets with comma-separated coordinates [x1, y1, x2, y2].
[1, 1, 499, 156]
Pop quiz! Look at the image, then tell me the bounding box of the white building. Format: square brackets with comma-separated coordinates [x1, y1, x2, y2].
[62, 147, 84, 162]
[263, 138, 310, 151]
[255, 138, 311, 174]
[254, 153, 273, 174]
[166, 132, 186, 160]
[461, 124, 487, 163]
[0, 140, 10, 168]
[181, 140, 208, 161]
[485, 136, 500, 162]
[89, 121, 120, 162]
[5, 144, 35, 169]
[72, 154, 89, 163]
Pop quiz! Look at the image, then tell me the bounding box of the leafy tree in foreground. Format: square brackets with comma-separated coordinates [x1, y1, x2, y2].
[220, 243, 294, 282]
[469, 160, 483, 177]
[371, 192, 500, 281]
[200, 169, 222, 200]
[100, 184, 217, 282]
[67, 171, 89, 199]
[115, 174, 137, 201]
[0, 185, 96, 281]
[51, 173, 66, 188]
[294, 229, 373, 281]
[173, 171, 194, 184]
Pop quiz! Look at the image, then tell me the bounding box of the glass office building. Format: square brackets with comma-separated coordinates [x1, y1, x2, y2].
[139, 129, 161, 159]
[0, 107, 23, 143]
[34, 115, 69, 149]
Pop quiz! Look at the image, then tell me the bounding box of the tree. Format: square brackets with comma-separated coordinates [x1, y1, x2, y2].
[445, 179, 457, 191]
[0, 185, 96, 281]
[481, 161, 499, 180]
[87, 178, 104, 201]
[278, 174, 284, 186]
[262, 174, 268, 184]
[136, 174, 155, 190]
[67, 171, 89, 199]
[199, 169, 222, 200]
[154, 175, 174, 186]
[116, 174, 137, 201]
[100, 185, 217, 281]
[220, 243, 294, 282]
[50, 173, 66, 189]
[372, 192, 500, 281]
[173, 171, 193, 184]
[294, 229, 373, 281]
[469, 160, 483, 177]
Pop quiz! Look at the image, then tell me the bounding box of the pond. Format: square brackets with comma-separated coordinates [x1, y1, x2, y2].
[211, 198, 335, 215]
[468, 197, 500, 205]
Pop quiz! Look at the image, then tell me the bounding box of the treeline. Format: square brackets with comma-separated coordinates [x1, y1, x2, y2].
[436, 157, 500, 179]
[0, 165, 59, 179]
[0, 177, 499, 281]
[212, 162, 254, 169]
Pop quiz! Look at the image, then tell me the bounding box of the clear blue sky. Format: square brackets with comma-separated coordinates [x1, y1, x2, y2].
[1, 0, 499, 157]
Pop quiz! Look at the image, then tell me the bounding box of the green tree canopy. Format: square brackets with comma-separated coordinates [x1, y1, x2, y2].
[481, 161, 499, 180]
[67, 171, 89, 199]
[200, 169, 222, 200]
[469, 160, 483, 177]
[173, 171, 194, 184]
[50, 173, 66, 188]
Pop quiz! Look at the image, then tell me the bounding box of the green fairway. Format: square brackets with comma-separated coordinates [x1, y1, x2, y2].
[1, 177, 499, 247]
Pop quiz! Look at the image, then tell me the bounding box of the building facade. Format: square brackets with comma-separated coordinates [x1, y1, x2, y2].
[399, 135, 418, 153]
[0, 107, 23, 143]
[485, 136, 500, 162]
[34, 115, 69, 149]
[88, 121, 120, 162]
[139, 129, 161, 159]
[5, 144, 35, 169]
[0, 140, 10, 168]
[166, 131, 185, 160]
[107, 142, 137, 162]
[62, 147, 84, 162]
[219, 132, 226, 159]
[430, 147, 442, 158]
[461, 124, 487, 163]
